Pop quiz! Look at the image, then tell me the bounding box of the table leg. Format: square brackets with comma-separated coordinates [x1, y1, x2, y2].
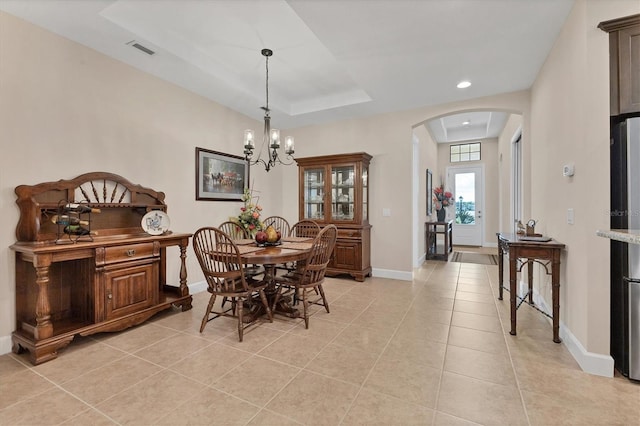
[527, 259, 534, 305]
[34, 254, 53, 340]
[509, 250, 518, 336]
[498, 243, 504, 300]
[552, 257, 562, 343]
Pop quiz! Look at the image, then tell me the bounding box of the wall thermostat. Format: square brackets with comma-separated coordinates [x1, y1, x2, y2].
[562, 164, 575, 177]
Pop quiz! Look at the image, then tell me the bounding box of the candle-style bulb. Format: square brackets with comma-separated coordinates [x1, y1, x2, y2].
[285, 136, 295, 155]
[244, 129, 254, 149]
[270, 129, 280, 148]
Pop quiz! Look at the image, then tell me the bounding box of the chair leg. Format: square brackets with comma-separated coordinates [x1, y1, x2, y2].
[258, 289, 273, 322]
[200, 294, 216, 333]
[237, 297, 244, 342]
[317, 284, 330, 313]
[301, 288, 310, 329]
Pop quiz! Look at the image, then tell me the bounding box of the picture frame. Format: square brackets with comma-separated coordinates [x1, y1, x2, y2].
[426, 169, 433, 215]
[195, 147, 249, 201]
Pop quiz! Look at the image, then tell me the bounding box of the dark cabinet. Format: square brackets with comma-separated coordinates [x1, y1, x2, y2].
[599, 14, 640, 115]
[296, 153, 372, 281]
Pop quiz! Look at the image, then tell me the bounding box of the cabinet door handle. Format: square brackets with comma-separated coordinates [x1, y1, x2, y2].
[107, 293, 113, 300]
[126, 249, 136, 257]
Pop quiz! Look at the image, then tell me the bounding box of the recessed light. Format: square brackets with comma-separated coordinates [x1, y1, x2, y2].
[462, 120, 471, 126]
[457, 81, 471, 89]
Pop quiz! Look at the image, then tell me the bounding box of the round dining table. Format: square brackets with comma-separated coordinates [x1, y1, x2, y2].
[234, 238, 313, 320]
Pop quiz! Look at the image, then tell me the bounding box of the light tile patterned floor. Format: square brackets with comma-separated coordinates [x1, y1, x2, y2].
[1, 259, 638, 425]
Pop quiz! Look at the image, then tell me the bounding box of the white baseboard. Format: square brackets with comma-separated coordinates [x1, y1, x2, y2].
[561, 324, 614, 377]
[372, 268, 413, 281]
[533, 290, 614, 377]
[0, 335, 13, 356]
[188, 281, 207, 294]
[483, 241, 498, 248]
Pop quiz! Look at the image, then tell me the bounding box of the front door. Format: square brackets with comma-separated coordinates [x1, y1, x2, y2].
[448, 166, 483, 246]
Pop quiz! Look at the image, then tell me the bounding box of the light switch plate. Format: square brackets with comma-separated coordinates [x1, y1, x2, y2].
[382, 208, 391, 217]
[567, 208, 574, 225]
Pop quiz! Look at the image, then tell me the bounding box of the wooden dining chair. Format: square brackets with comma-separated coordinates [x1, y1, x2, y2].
[274, 225, 337, 329]
[218, 220, 249, 240]
[192, 227, 272, 341]
[273, 219, 321, 276]
[218, 220, 262, 276]
[289, 219, 321, 238]
[263, 215, 291, 237]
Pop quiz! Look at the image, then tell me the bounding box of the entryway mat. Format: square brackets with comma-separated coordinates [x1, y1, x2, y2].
[452, 251, 498, 265]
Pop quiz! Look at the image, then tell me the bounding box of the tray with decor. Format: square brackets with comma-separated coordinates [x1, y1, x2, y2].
[255, 241, 282, 247]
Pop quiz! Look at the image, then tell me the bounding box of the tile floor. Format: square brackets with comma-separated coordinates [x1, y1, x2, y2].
[1, 258, 639, 425]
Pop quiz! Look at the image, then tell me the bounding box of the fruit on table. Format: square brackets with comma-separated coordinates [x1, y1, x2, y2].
[255, 231, 267, 244]
[266, 226, 279, 243]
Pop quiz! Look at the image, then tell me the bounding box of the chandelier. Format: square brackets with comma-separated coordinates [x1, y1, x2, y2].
[243, 48, 295, 172]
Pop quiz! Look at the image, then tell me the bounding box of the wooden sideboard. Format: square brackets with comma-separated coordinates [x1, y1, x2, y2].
[425, 220, 453, 261]
[10, 172, 192, 364]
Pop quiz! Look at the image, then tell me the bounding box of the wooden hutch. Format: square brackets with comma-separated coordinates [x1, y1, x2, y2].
[296, 153, 372, 281]
[10, 172, 192, 365]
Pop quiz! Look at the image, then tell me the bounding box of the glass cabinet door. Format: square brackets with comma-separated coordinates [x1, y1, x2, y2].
[331, 165, 355, 221]
[362, 165, 368, 222]
[303, 167, 325, 221]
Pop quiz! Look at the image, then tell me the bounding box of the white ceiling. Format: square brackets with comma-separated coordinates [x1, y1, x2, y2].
[0, 0, 574, 141]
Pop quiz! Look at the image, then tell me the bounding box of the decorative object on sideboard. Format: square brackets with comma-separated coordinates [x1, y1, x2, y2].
[433, 184, 454, 222]
[141, 210, 170, 235]
[526, 219, 541, 236]
[54, 200, 99, 244]
[243, 48, 295, 172]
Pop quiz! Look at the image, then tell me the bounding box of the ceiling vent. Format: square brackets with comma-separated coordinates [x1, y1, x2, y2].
[126, 40, 155, 56]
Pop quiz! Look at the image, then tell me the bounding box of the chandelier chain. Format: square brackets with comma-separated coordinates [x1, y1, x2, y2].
[265, 53, 269, 113]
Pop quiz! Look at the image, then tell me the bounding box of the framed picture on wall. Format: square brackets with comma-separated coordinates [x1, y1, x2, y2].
[426, 169, 433, 215]
[195, 147, 249, 201]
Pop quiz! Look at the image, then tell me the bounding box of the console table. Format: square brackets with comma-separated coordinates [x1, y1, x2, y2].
[11, 172, 192, 364]
[496, 233, 565, 343]
[425, 220, 453, 260]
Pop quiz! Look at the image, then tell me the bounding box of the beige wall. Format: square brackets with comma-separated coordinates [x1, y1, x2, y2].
[497, 114, 523, 233]
[413, 124, 439, 260]
[529, 0, 638, 356]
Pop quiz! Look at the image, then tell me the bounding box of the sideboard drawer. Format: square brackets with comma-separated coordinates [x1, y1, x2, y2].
[103, 242, 158, 264]
[337, 228, 362, 239]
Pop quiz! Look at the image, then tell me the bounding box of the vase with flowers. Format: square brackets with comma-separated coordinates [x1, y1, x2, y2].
[233, 187, 264, 237]
[433, 185, 454, 222]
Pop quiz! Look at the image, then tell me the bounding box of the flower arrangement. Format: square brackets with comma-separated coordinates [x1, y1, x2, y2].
[433, 185, 454, 211]
[234, 187, 263, 237]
